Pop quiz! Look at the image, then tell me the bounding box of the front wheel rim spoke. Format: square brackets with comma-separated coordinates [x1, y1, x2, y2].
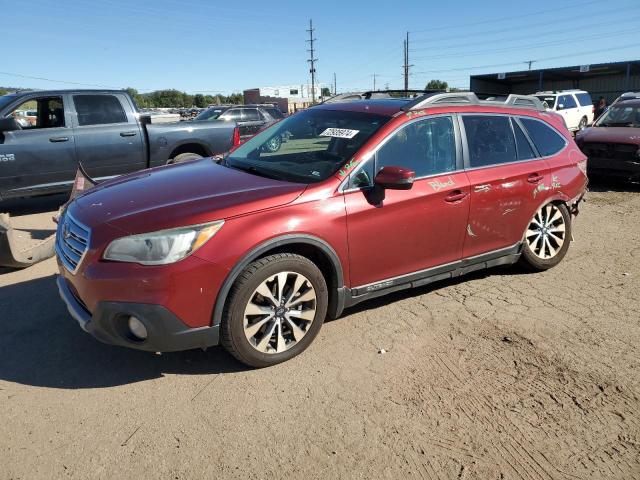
[284, 315, 306, 342]
[256, 320, 278, 352]
[244, 314, 274, 339]
[286, 288, 316, 307]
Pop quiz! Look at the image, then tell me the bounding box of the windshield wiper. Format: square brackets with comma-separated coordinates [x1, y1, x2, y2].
[226, 163, 285, 181]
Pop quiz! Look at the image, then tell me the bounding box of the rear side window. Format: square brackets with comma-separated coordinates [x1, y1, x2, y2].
[265, 107, 284, 119]
[222, 109, 241, 121]
[520, 118, 567, 157]
[575, 93, 593, 107]
[242, 108, 261, 121]
[463, 115, 516, 168]
[512, 119, 536, 160]
[74, 95, 127, 126]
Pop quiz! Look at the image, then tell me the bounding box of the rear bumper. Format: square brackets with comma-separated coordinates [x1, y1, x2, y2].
[56, 276, 219, 352]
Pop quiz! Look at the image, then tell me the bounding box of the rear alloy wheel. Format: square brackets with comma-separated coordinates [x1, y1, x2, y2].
[520, 203, 571, 270]
[221, 254, 328, 367]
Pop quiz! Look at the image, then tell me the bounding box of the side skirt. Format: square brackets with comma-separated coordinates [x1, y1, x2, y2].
[343, 243, 522, 309]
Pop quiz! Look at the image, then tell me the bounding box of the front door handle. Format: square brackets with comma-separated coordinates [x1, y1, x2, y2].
[49, 136, 69, 143]
[527, 173, 544, 183]
[120, 131, 137, 137]
[444, 190, 468, 203]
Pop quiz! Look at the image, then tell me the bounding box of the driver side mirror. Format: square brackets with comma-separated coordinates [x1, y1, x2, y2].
[0, 118, 22, 133]
[374, 166, 415, 190]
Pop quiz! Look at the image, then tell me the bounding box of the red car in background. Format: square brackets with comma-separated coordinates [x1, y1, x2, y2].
[56, 92, 588, 367]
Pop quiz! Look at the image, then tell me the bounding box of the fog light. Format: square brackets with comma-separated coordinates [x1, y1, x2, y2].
[128, 316, 148, 340]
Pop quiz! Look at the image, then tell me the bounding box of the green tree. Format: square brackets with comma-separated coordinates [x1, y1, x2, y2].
[321, 87, 331, 97]
[425, 79, 448, 91]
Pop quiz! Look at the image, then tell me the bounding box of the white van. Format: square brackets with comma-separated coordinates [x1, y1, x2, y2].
[534, 90, 594, 131]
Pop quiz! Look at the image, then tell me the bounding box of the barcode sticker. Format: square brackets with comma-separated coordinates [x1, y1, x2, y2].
[319, 128, 360, 139]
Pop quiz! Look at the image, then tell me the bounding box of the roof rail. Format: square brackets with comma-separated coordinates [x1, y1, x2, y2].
[401, 91, 545, 112]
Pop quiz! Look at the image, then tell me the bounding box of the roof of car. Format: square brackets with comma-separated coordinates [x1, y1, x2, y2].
[313, 99, 410, 116]
[614, 98, 640, 107]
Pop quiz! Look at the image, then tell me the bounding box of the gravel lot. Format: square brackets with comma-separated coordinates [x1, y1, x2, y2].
[1, 183, 639, 480]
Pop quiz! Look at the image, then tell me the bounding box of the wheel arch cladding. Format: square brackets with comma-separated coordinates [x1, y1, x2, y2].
[211, 235, 346, 327]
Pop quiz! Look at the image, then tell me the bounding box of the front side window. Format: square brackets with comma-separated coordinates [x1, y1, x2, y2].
[226, 108, 390, 183]
[74, 95, 127, 126]
[6, 97, 65, 129]
[463, 115, 517, 168]
[536, 96, 557, 110]
[558, 95, 577, 110]
[195, 108, 225, 121]
[378, 116, 456, 176]
[520, 118, 567, 156]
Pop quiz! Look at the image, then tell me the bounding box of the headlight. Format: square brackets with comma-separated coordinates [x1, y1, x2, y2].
[103, 220, 224, 265]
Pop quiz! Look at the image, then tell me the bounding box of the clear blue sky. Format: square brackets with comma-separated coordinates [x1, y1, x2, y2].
[2, 0, 639, 94]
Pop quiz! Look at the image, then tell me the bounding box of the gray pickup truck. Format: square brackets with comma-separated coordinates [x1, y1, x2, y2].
[0, 89, 237, 200]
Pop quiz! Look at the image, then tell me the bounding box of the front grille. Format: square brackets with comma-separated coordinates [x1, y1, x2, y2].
[583, 142, 639, 162]
[56, 211, 90, 274]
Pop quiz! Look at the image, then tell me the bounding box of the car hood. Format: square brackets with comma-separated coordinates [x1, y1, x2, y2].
[577, 126, 640, 145]
[71, 159, 306, 234]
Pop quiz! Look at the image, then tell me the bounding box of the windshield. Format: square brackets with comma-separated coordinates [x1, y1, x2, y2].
[595, 105, 640, 127]
[536, 96, 557, 109]
[225, 108, 390, 183]
[0, 94, 17, 113]
[195, 107, 226, 121]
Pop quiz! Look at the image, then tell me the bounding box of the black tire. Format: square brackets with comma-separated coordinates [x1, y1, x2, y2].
[263, 135, 282, 153]
[221, 253, 328, 368]
[578, 116, 588, 130]
[519, 202, 572, 271]
[169, 152, 203, 164]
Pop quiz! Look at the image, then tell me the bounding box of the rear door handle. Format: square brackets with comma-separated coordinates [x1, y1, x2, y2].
[527, 173, 544, 183]
[49, 136, 69, 143]
[444, 190, 468, 203]
[120, 131, 137, 137]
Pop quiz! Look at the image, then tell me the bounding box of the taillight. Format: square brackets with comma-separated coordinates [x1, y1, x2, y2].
[232, 126, 240, 148]
[592, 105, 595, 114]
[577, 158, 588, 176]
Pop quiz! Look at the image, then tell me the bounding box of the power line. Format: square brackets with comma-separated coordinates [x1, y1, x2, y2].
[0, 71, 121, 89]
[410, 0, 603, 33]
[306, 19, 318, 103]
[411, 43, 640, 76]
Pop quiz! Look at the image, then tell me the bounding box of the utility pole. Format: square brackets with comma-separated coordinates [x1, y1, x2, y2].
[306, 19, 318, 104]
[525, 60, 536, 70]
[403, 32, 413, 93]
[373, 73, 378, 91]
[333, 72, 337, 95]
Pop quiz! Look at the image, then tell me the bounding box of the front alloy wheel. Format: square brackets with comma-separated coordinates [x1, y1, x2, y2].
[243, 271, 316, 354]
[221, 253, 328, 367]
[520, 203, 572, 270]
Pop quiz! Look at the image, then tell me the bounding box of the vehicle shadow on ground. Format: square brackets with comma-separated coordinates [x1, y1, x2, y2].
[0, 193, 69, 216]
[588, 176, 640, 193]
[0, 275, 249, 390]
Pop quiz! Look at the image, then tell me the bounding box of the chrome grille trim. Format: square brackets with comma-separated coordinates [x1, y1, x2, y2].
[55, 210, 91, 274]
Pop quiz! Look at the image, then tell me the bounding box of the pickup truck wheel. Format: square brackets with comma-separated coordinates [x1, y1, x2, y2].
[520, 203, 571, 271]
[264, 135, 282, 153]
[221, 253, 328, 368]
[169, 153, 203, 164]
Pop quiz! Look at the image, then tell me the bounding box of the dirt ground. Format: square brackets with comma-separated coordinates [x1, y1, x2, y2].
[1, 183, 639, 480]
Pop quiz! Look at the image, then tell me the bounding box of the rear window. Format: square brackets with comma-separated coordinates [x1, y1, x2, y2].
[463, 115, 517, 168]
[74, 95, 127, 126]
[575, 92, 593, 107]
[536, 96, 556, 109]
[520, 118, 567, 157]
[226, 109, 390, 183]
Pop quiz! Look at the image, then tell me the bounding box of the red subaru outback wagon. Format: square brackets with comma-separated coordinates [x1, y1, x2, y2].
[56, 92, 587, 367]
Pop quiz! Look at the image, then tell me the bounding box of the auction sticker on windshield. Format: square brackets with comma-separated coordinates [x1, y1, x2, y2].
[319, 128, 360, 139]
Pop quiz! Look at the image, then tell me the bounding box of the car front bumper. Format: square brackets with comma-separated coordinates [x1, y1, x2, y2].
[56, 275, 219, 352]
